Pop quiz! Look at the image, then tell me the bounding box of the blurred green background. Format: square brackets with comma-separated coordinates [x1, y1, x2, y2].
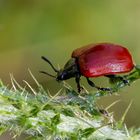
[0, 0, 140, 138]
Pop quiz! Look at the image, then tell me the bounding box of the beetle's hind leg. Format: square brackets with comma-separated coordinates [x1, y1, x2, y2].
[105, 75, 129, 85]
[86, 78, 112, 91]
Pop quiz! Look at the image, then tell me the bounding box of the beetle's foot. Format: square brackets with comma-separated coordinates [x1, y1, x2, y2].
[97, 87, 113, 94]
[122, 78, 130, 86]
[79, 86, 85, 93]
[99, 109, 109, 117]
[77, 86, 84, 93]
[97, 87, 112, 91]
[116, 76, 130, 86]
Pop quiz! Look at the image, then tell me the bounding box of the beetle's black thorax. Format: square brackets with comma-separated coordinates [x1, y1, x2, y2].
[56, 58, 80, 81]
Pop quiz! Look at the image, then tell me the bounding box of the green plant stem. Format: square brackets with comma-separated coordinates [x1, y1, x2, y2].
[0, 65, 140, 139]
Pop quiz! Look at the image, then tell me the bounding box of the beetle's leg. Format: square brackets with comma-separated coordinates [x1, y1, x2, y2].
[86, 78, 112, 91]
[105, 75, 129, 85]
[75, 74, 82, 92]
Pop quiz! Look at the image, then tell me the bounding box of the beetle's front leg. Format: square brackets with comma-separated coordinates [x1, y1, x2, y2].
[75, 74, 82, 93]
[86, 78, 112, 91]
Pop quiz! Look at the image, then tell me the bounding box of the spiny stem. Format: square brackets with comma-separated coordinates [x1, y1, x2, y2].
[0, 66, 140, 139]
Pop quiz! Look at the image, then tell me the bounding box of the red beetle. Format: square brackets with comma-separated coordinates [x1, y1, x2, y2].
[41, 43, 134, 92]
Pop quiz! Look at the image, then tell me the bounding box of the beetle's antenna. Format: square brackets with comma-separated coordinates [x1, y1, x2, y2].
[41, 56, 59, 72]
[40, 71, 56, 78]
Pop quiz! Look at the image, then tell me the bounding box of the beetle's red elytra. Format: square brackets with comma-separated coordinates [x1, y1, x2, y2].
[41, 43, 134, 92]
[72, 43, 134, 77]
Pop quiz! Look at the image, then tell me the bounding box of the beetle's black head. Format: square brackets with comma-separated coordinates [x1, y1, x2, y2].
[56, 69, 74, 81]
[56, 69, 66, 81]
[40, 56, 77, 81]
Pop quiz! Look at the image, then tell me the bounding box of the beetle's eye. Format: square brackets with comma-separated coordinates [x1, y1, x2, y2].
[61, 72, 66, 79]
